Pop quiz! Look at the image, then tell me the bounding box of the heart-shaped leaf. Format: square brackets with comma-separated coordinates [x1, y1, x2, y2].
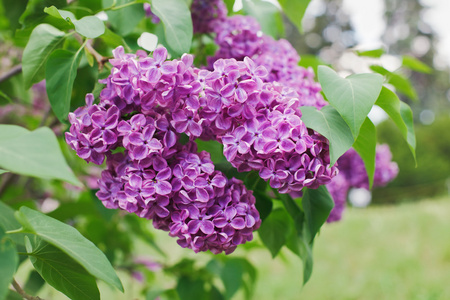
[353, 118, 376, 188]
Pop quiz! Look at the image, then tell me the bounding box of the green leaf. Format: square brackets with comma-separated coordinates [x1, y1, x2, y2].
[356, 48, 385, 58]
[243, 0, 284, 38]
[370, 65, 418, 101]
[0, 202, 26, 246]
[19, 0, 67, 28]
[0, 170, 8, 175]
[0, 90, 13, 104]
[402, 55, 432, 74]
[105, 0, 145, 36]
[300, 105, 355, 165]
[253, 191, 273, 222]
[298, 55, 327, 74]
[2, 0, 28, 32]
[176, 276, 206, 300]
[353, 118, 376, 188]
[73, 16, 105, 38]
[46, 48, 83, 123]
[22, 24, 66, 89]
[15, 207, 123, 291]
[258, 208, 292, 257]
[223, 0, 235, 13]
[100, 28, 131, 51]
[220, 259, 244, 300]
[151, 0, 193, 56]
[25, 236, 100, 300]
[44, 7, 105, 38]
[195, 139, 225, 164]
[23, 271, 45, 295]
[302, 186, 334, 242]
[0, 125, 82, 186]
[375, 87, 417, 164]
[274, 191, 304, 234]
[278, 0, 311, 33]
[0, 227, 18, 300]
[318, 65, 384, 138]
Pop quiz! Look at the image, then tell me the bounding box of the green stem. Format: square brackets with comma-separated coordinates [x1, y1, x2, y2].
[5, 228, 26, 235]
[103, 0, 139, 12]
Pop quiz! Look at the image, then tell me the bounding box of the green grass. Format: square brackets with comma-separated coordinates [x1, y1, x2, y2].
[248, 197, 450, 300]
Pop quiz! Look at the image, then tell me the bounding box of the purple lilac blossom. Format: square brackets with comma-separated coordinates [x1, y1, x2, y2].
[191, 0, 228, 33]
[143, 3, 160, 23]
[325, 145, 399, 222]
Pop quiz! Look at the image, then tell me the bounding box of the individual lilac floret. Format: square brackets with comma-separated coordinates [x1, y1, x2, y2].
[373, 144, 399, 187]
[144, 3, 160, 24]
[191, 0, 227, 33]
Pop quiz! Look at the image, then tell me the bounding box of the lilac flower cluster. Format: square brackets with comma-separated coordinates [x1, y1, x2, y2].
[207, 14, 327, 108]
[191, 0, 228, 34]
[326, 145, 399, 222]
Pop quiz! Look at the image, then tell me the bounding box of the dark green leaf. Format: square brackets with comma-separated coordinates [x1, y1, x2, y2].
[22, 24, 66, 89]
[402, 55, 432, 74]
[6, 290, 23, 300]
[353, 117, 376, 188]
[302, 186, 334, 242]
[278, 0, 311, 33]
[220, 259, 244, 300]
[300, 105, 355, 165]
[375, 87, 416, 164]
[318, 65, 383, 138]
[243, 0, 284, 38]
[100, 28, 131, 50]
[274, 191, 304, 234]
[0, 125, 82, 186]
[15, 207, 123, 291]
[23, 271, 45, 295]
[176, 276, 206, 300]
[46, 48, 83, 123]
[258, 208, 292, 257]
[356, 48, 385, 58]
[151, 0, 193, 56]
[105, 0, 145, 36]
[2, 0, 28, 32]
[0, 202, 26, 246]
[223, 0, 235, 13]
[25, 236, 100, 300]
[19, 0, 67, 28]
[298, 55, 327, 74]
[0, 227, 18, 300]
[195, 139, 225, 164]
[370, 65, 418, 101]
[0, 90, 12, 103]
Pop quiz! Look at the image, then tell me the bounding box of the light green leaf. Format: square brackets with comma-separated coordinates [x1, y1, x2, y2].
[22, 24, 65, 89]
[25, 236, 100, 300]
[44, 7, 105, 38]
[318, 65, 384, 138]
[402, 55, 432, 74]
[278, 0, 311, 33]
[0, 170, 8, 175]
[176, 276, 206, 300]
[223, 0, 235, 13]
[243, 0, 284, 38]
[300, 105, 354, 165]
[355, 48, 385, 58]
[46, 48, 83, 123]
[220, 259, 244, 300]
[258, 208, 292, 257]
[302, 186, 334, 243]
[353, 118, 376, 188]
[15, 207, 123, 292]
[0, 227, 19, 300]
[298, 55, 327, 74]
[105, 0, 146, 36]
[100, 28, 131, 51]
[0, 126, 81, 186]
[370, 65, 418, 101]
[375, 87, 417, 164]
[151, 0, 193, 56]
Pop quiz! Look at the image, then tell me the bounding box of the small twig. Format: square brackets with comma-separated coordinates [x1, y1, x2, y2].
[73, 33, 109, 70]
[0, 65, 22, 84]
[12, 279, 43, 300]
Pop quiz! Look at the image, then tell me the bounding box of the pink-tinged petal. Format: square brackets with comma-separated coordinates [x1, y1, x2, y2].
[224, 206, 237, 220]
[235, 87, 247, 103]
[223, 224, 235, 237]
[228, 104, 244, 118]
[164, 130, 177, 148]
[143, 125, 156, 140]
[221, 135, 235, 145]
[186, 96, 200, 110]
[227, 69, 240, 83]
[234, 126, 247, 139]
[196, 188, 209, 202]
[117, 121, 131, 133]
[148, 139, 163, 151]
[259, 168, 272, 180]
[129, 132, 143, 145]
[200, 220, 215, 234]
[155, 181, 172, 195]
[262, 141, 277, 154]
[187, 220, 201, 234]
[155, 206, 170, 218]
[153, 47, 167, 63]
[223, 146, 238, 161]
[254, 66, 268, 78]
[103, 130, 117, 144]
[231, 217, 245, 230]
[295, 140, 307, 154]
[216, 115, 232, 130]
[246, 214, 256, 227]
[129, 174, 142, 188]
[211, 175, 226, 188]
[132, 145, 148, 160]
[214, 217, 228, 228]
[77, 148, 91, 159]
[188, 122, 202, 137]
[156, 167, 172, 181]
[201, 162, 214, 174]
[195, 177, 208, 188]
[237, 141, 250, 154]
[91, 113, 105, 128]
[280, 139, 295, 152]
[173, 120, 189, 133]
[172, 110, 187, 122]
[160, 61, 176, 74]
[147, 68, 161, 83]
[220, 83, 235, 98]
[239, 79, 257, 91]
[182, 54, 194, 68]
[262, 127, 277, 139]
